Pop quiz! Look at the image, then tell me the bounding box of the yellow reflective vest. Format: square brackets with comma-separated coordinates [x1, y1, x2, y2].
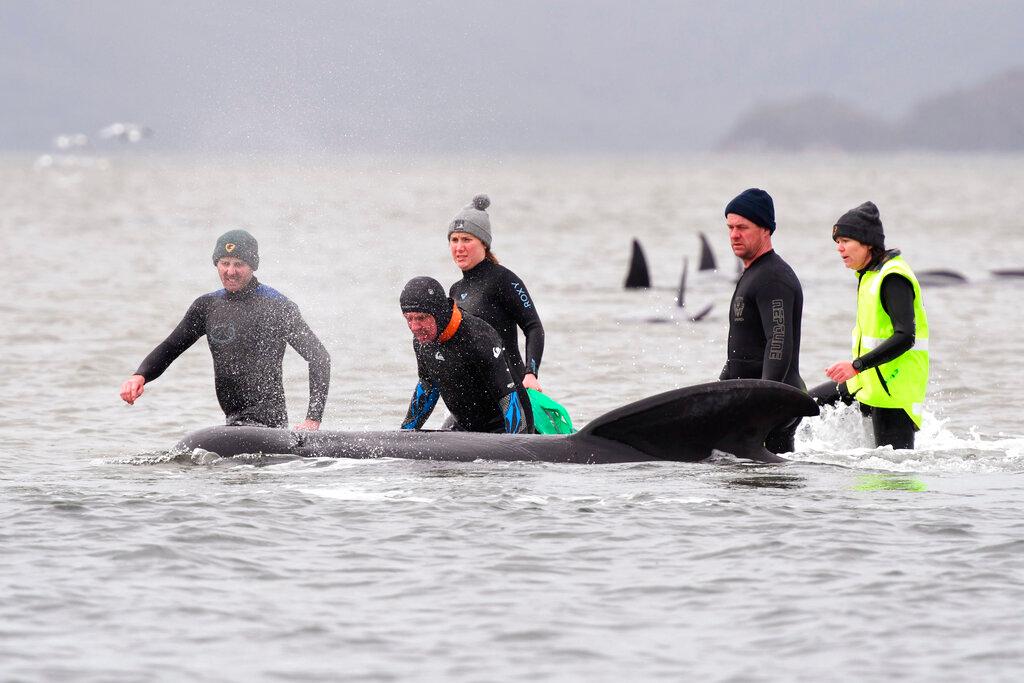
[846, 255, 930, 427]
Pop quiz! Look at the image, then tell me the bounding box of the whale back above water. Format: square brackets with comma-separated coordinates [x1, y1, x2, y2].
[175, 380, 819, 464]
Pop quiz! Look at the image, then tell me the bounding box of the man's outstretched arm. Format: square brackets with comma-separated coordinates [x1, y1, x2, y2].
[121, 299, 207, 405]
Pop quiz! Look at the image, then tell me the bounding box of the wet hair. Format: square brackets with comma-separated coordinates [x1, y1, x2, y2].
[485, 249, 499, 265]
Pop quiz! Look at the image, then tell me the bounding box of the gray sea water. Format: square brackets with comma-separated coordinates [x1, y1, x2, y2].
[2, 153, 1024, 681]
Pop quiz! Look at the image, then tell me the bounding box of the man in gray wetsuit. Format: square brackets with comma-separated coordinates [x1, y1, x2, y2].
[119, 230, 331, 429]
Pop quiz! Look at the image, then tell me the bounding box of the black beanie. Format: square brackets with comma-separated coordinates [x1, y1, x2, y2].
[833, 201, 885, 249]
[400, 276, 454, 334]
[212, 229, 259, 269]
[725, 188, 776, 234]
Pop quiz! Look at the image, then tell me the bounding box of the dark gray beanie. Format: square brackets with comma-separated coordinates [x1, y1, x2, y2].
[400, 276, 453, 333]
[212, 229, 259, 269]
[447, 194, 492, 248]
[725, 188, 776, 234]
[833, 201, 885, 249]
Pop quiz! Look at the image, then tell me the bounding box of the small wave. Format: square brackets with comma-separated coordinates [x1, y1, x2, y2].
[299, 487, 434, 503]
[796, 403, 1024, 473]
[93, 450, 184, 466]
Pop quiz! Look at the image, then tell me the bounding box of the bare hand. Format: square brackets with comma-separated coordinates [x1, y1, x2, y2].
[522, 374, 543, 392]
[825, 361, 858, 384]
[120, 375, 146, 405]
[293, 419, 321, 431]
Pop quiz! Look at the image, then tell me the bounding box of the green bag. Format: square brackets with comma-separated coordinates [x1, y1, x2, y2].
[527, 389, 576, 435]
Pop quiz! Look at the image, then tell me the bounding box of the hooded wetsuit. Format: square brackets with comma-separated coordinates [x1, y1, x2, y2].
[720, 250, 805, 453]
[400, 301, 532, 434]
[449, 259, 544, 383]
[134, 278, 331, 428]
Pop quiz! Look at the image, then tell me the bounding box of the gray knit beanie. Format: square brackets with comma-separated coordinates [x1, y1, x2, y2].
[447, 194, 492, 248]
[833, 201, 885, 249]
[212, 229, 259, 269]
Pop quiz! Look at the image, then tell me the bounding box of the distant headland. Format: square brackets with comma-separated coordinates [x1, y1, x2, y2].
[718, 68, 1024, 152]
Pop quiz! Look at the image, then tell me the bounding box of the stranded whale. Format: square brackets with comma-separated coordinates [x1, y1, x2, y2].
[176, 380, 818, 464]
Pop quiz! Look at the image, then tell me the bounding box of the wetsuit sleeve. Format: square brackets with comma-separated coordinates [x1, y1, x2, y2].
[402, 377, 440, 430]
[754, 280, 799, 382]
[498, 271, 545, 376]
[134, 298, 207, 382]
[855, 274, 916, 370]
[282, 303, 332, 422]
[498, 392, 529, 434]
[474, 332, 529, 434]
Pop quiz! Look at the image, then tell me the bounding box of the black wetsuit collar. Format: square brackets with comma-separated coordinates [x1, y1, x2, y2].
[462, 258, 495, 280]
[224, 277, 260, 300]
[858, 249, 901, 275]
[743, 249, 776, 271]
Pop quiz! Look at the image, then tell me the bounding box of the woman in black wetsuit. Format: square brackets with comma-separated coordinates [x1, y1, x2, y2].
[446, 194, 545, 392]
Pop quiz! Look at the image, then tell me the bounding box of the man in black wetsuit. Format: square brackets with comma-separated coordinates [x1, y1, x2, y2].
[720, 188, 806, 453]
[399, 276, 532, 434]
[119, 230, 331, 430]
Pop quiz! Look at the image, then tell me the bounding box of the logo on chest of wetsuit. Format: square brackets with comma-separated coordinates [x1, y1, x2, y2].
[435, 351, 445, 361]
[511, 282, 532, 309]
[493, 347, 502, 358]
[460, 292, 468, 300]
[209, 322, 237, 345]
[732, 296, 745, 321]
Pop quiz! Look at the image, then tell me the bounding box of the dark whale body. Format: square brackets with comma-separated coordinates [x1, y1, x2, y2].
[176, 380, 819, 465]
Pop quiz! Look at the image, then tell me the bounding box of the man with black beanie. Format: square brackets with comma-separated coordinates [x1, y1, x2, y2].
[811, 201, 930, 449]
[720, 188, 806, 454]
[119, 229, 331, 430]
[399, 276, 532, 434]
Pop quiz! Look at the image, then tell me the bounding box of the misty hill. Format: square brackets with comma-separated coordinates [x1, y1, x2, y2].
[719, 68, 1024, 152]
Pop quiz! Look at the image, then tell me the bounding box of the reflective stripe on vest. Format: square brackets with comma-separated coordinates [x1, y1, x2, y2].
[847, 255, 930, 427]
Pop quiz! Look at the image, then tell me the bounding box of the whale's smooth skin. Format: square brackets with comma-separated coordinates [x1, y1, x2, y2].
[175, 379, 819, 464]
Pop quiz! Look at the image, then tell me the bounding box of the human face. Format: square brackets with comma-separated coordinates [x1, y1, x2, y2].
[216, 257, 254, 292]
[726, 213, 771, 265]
[835, 237, 872, 271]
[449, 232, 487, 271]
[404, 311, 439, 344]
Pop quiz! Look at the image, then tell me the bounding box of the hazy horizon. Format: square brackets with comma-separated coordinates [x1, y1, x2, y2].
[3, 0, 1023, 153]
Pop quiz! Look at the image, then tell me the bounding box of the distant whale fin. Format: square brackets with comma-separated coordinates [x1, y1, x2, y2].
[917, 269, 968, 286]
[675, 257, 688, 308]
[574, 379, 818, 463]
[624, 238, 651, 288]
[689, 303, 713, 322]
[698, 232, 717, 271]
[992, 269, 1024, 279]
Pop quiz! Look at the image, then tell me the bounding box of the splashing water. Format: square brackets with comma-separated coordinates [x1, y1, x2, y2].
[796, 402, 1024, 474]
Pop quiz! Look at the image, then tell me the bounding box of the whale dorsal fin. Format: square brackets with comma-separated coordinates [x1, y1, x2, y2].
[624, 238, 651, 289]
[698, 232, 717, 272]
[575, 379, 818, 463]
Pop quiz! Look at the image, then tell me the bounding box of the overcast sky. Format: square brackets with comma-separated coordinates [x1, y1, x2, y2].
[2, 0, 1022, 153]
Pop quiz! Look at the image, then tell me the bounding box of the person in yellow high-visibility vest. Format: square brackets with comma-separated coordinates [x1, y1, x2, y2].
[809, 201, 929, 449]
